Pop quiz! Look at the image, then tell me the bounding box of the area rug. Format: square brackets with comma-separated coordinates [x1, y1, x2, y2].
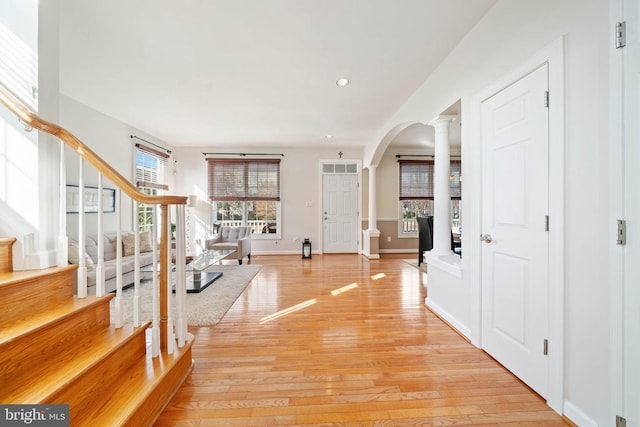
[402, 258, 428, 273]
[110, 264, 261, 326]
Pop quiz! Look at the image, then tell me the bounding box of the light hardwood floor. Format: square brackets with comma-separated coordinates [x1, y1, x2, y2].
[155, 254, 568, 426]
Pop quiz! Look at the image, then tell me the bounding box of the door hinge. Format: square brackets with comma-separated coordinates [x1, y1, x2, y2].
[616, 21, 626, 49]
[543, 91, 549, 108]
[616, 415, 627, 427]
[543, 339, 548, 356]
[617, 220, 626, 245]
[544, 215, 549, 232]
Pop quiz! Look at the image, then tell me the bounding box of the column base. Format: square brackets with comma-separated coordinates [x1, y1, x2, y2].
[425, 250, 462, 278]
[362, 229, 381, 259]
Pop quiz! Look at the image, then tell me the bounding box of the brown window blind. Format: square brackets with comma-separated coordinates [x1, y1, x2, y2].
[207, 158, 281, 202]
[135, 143, 169, 191]
[398, 159, 461, 200]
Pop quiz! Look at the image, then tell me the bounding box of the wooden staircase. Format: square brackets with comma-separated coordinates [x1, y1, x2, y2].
[0, 237, 194, 426]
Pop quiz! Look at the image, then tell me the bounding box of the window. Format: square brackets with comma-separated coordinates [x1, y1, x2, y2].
[207, 158, 281, 238]
[135, 143, 169, 232]
[398, 159, 461, 235]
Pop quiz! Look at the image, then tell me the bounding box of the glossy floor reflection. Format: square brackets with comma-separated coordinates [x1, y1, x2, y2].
[155, 254, 567, 426]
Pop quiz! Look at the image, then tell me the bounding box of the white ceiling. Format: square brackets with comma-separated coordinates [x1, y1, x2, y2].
[59, 0, 495, 149]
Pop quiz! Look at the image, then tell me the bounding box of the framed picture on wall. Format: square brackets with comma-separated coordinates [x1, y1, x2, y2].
[66, 185, 115, 213]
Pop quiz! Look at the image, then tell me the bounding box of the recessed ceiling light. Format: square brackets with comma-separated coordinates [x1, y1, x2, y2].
[326, 135, 333, 139]
[336, 78, 350, 87]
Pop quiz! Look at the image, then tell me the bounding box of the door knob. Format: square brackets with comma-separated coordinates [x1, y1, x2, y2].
[480, 234, 492, 243]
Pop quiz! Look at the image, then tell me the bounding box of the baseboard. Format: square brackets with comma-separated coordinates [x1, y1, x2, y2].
[378, 249, 418, 254]
[425, 297, 471, 342]
[561, 415, 579, 427]
[563, 400, 597, 427]
[252, 250, 313, 256]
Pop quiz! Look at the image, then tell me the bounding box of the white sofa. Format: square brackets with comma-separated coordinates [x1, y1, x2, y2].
[68, 232, 155, 294]
[205, 226, 252, 264]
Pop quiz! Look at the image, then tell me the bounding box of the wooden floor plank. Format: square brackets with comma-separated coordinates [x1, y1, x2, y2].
[155, 254, 569, 426]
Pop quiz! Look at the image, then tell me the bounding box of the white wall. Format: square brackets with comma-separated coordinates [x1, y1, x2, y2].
[371, 0, 610, 425]
[0, 0, 39, 233]
[173, 146, 362, 255]
[59, 95, 175, 239]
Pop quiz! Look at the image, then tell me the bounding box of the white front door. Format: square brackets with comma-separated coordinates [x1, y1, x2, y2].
[481, 64, 549, 398]
[323, 174, 358, 253]
[622, 0, 640, 423]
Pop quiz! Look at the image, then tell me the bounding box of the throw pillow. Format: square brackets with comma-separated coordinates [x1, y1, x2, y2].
[122, 233, 135, 257]
[123, 231, 154, 255]
[139, 231, 153, 253]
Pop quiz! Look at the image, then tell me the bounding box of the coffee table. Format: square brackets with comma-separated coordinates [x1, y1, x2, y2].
[183, 250, 235, 293]
[142, 249, 236, 293]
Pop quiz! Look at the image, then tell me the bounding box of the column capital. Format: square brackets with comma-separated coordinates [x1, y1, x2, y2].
[428, 114, 457, 128]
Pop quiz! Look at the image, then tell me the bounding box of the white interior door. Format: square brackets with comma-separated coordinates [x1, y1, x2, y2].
[622, 1, 640, 423]
[323, 174, 358, 253]
[481, 64, 549, 398]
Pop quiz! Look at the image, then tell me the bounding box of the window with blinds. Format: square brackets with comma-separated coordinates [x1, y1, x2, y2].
[398, 159, 462, 235]
[135, 144, 169, 191]
[398, 160, 461, 200]
[207, 159, 280, 201]
[207, 158, 281, 238]
[135, 143, 169, 232]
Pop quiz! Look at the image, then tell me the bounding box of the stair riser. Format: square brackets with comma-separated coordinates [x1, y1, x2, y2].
[44, 329, 148, 418]
[123, 349, 193, 427]
[0, 269, 75, 325]
[0, 301, 111, 395]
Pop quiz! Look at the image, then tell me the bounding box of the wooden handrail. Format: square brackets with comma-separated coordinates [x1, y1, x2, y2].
[0, 83, 186, 206]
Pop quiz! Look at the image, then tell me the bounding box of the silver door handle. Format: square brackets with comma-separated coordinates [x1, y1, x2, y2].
[481, 234, 492, 243]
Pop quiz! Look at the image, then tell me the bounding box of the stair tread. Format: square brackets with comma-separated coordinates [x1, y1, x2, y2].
[0, 294, 114, 344]
[73, 333, 195, 426]
[0, 265, 77, 287]
[3, 322, 152, 404]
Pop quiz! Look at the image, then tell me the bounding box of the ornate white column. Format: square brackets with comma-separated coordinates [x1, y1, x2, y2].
[363, 165, 380, 259]
[428, 115, 456, 256]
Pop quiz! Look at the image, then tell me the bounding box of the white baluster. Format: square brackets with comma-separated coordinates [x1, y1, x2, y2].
[166, 207, 175, 354]
[133, 205, 141, 327]
[57, 140, 68, 268]
[114, 189, 123, 328]
[175, 205, 187, 347]
[77, 159, 87, 298]
[96, 173, 105, 297]
[151, 205, 160, 358]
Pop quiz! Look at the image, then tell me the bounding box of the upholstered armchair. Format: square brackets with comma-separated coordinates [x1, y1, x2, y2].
[205, 226, 252, 264]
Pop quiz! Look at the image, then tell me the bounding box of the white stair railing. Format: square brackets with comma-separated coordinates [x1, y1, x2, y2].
[57, 140, 68, 269]
[175, 204, 187, 348]
[151, 205, 160, 358]
[133, 203, 141, 327]
[76, 158, 87, 298]
[96, 173, 105, 297]
[0, 81, 189, 358]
